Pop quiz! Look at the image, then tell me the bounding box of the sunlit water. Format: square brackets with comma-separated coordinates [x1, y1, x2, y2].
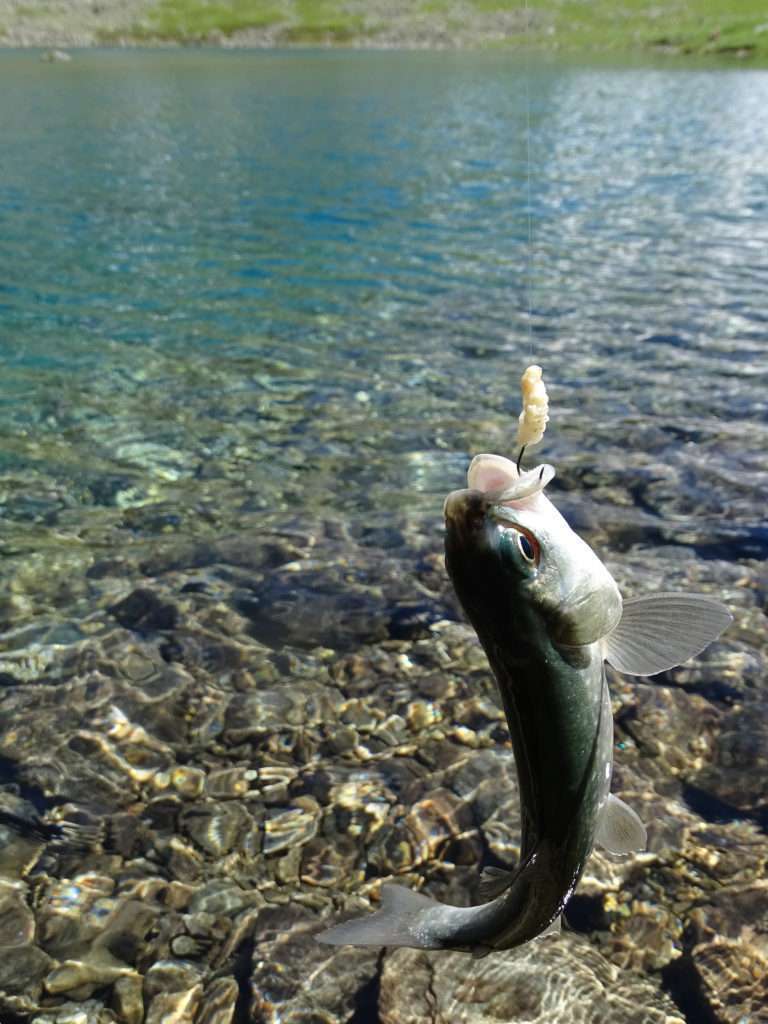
[2, 51, 766, 550]
[0, 49, 766, 1021]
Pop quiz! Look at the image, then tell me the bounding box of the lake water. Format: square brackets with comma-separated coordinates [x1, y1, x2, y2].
[0, 49, 766, 1023]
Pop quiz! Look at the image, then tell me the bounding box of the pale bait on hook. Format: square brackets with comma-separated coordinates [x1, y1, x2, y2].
[515, 363, 549, 472]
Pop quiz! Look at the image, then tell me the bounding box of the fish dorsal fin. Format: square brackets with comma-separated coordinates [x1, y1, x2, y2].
[595, 794, 646, 855]
[603, 593, 732, 676]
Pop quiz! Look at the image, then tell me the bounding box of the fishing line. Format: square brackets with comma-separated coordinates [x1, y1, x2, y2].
[523, 0, 534, 362]
[514, 0, 536, 475]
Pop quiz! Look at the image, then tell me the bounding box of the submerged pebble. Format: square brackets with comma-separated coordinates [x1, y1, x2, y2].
[0, 888, 36, 945]
[110, 974, 144, 1024]
[196, 978, 240, 1024]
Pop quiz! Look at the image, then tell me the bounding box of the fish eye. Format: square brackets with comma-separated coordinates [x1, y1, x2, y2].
[516, 530, 539, 565]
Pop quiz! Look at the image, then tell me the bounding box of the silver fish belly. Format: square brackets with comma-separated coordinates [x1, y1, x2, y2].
[316, 453, 731, 954]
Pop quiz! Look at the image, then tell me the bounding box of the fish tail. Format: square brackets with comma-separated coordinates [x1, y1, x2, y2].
[316, 884, 444, 949]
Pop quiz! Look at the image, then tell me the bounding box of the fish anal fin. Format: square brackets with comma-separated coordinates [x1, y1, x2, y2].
[595, 793, 646, 856]
[478, 865, 516, 901]
[603, 593, 732, 676]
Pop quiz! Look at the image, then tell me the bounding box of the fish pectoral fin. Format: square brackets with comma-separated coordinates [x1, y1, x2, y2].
[315, 884, 439, 949]
[595, 793, 647, 855]
[478, 865, 516, 900]
[602, 593, 732, 676]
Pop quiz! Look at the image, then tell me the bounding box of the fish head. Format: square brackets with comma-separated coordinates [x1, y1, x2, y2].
[444, 454, 622, 648]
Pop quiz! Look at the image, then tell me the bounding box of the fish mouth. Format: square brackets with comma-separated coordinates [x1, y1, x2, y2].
[443, 488, 486, 530]
[444, 460, 556, 539]
[491, 464, 556, 504]
[466, 454, 556, 503]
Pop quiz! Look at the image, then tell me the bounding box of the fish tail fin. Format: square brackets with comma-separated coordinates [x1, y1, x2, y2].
[316, 884, 441, 949]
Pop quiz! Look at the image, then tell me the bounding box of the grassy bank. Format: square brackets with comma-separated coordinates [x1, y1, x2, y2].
[136, 0, 364, 44]
[129, 0, 768, 57]
[2, 0, 768, 57]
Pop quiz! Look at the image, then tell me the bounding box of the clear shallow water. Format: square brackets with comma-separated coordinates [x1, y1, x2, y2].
[0, 49, 767, 1023]
[1, 51, 767, 552]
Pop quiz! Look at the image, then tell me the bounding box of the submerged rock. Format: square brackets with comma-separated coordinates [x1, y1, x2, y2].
[144, 984, 203, 1024]
[109, 589, 179, 633]
[690, 698, 768, 822]
[30, 1005, 113, 1024]
[196, 977, 240, 1024]
[180, 801, 251, 857]
[0, 887, 36, 945]
[110, 974, 144, 1024]
[378, 938, 685, 1024]
[0, 942, 52, 997]
[690, 940, 768, 1024]
[249, 904, 379, 1023]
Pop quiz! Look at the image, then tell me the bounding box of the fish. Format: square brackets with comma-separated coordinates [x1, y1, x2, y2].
[316, 452, 732, 954]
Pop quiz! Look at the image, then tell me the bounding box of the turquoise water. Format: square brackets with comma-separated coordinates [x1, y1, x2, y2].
[0, 49, 767, 1022]
[1, 51, 766, 556]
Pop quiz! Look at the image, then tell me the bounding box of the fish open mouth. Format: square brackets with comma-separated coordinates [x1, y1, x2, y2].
[466, 453, 556, 505]
[444, 456, 556, 537]
[495, 463, 555, 502]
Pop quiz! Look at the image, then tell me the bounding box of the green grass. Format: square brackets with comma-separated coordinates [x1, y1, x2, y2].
[466, 0, 768, 56]
[560, 0, 765, 56]
[138, 0, 285, 41]
[130, 0, 768, 58]
[282, 1, 365, 43]
[14, 4, 52, 17]
[133, 0, 365, 43]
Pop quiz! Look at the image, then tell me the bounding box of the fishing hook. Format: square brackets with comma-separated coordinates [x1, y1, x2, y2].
[516, 445, 526, 474]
